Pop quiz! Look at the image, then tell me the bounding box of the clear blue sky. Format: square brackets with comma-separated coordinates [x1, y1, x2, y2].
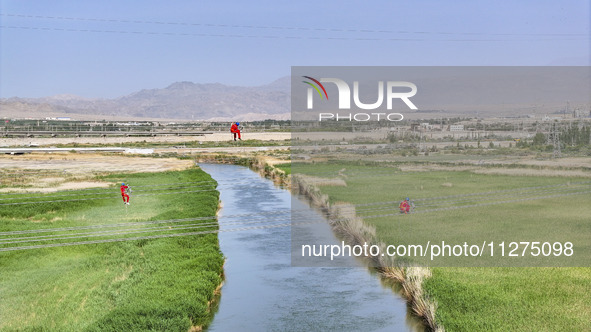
[0, 0, 589, 98]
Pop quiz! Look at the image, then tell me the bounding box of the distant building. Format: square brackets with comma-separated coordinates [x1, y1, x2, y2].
[449, 124, 464, 131]
[45, 117, 72, 121]
[420, 123, 433, 130]
[542, 115, 562, 121]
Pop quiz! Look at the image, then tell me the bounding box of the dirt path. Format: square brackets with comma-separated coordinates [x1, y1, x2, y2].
[0, 132, 291, 147]
[155, 146, 289, 154]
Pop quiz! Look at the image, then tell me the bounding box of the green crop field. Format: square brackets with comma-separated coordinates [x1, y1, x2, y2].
[0, 168, 223, 331]
[292, 161, 591, 331]
[274, 163, 291, 175]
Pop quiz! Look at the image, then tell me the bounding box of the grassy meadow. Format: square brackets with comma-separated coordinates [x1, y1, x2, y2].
[0, 167, 223, 331]
[274, 163, 291, 175]
[292, 160, 591, 331]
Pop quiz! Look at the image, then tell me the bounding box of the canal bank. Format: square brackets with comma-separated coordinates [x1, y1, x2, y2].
[200, 163, 421, 331]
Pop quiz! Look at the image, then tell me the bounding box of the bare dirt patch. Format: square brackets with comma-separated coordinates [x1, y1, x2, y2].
[259, 156, 290, 166]
[298, 175, 347, 186]
[0, 153, 194, 190]
[515, 157, 591, 169]
[472, 168, 591, 178]
[397, 162, 591, 177]
[439, 156, 591, 170]
[0, 153, 193, 174]
[0, 181, 112, 193]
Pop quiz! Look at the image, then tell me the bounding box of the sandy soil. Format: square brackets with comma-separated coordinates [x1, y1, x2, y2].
[0, 153, 194, 191]
[259, 156, 290, 166]
[0, 181, 112, 193]
[0, 153, 193, 173]
[155, 146, 289, 154]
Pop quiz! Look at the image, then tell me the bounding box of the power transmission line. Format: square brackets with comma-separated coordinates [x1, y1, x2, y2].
[0, 222, 315, 252]
[0, 209, 292, 236]
[354, 182, 591, 212]
[2, 187, 588, 251]
[0, 179, 256, 196]
[350, 180, 591, 208]
[3, 185, 588, 251]
[0, 188, 219, 206]
[360, 189, 591, 219]
[0, 217, 296, 245]
[0, 183, 218, 201]
[2, 13, 588, 37]
[0, 25, 586, 42]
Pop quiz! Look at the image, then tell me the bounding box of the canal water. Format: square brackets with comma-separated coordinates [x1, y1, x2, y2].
[200, 164, 420, 332]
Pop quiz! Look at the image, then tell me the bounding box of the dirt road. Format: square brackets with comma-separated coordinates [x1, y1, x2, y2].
[0, 132, 291, 147]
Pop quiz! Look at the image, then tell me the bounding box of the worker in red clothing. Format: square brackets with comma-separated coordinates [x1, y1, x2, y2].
[399, 197, 411, 214]
[230, 122, 242, 141]
[121, 182, 130, 205]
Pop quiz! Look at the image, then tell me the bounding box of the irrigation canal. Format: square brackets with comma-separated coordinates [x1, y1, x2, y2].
[200, 163, 421, 332]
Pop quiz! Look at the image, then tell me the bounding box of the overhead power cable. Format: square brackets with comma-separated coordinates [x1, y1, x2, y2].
[2, 13, 588, 37]
[1, 187, 588, 251]
[353, 180, 591, 208]
[0, 25, 586, 42]
[0, 217, 295, 245]
[0, 221, 322, 252]
[360, 189, 591, 219]
[354, 184, 591, 212]
[0, 188, 219, 206]
[0, 178, 263, 196]
[0, 183, 218, 201]
[0, 209, 294, 236]
[0, 214, 296, 243]
[0, 180, 220, 197]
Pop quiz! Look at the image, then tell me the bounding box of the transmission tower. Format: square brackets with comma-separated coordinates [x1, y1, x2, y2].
[547, 122, 562, 158]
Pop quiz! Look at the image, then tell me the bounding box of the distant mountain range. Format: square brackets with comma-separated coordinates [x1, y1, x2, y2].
[0, 77, 291, 121]
[2, 69, 589, 121]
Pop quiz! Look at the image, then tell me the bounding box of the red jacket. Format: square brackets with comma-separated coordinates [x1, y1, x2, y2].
[121, 185, 128, 194]
[230, 123, 240, 133]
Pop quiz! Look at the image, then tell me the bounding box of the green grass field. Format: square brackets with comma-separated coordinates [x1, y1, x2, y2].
[293, 161, 591, 331]
[274, 163, 291, 175]
[0, 168, 223, 331]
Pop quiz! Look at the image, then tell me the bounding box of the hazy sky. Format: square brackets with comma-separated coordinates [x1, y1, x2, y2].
[0, 0, 589, 98]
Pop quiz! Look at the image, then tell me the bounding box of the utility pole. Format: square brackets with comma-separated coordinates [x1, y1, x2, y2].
[419, 130, 423, 151]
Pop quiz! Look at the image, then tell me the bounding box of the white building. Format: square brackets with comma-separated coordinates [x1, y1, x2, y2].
[420, 123, 433, 130]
